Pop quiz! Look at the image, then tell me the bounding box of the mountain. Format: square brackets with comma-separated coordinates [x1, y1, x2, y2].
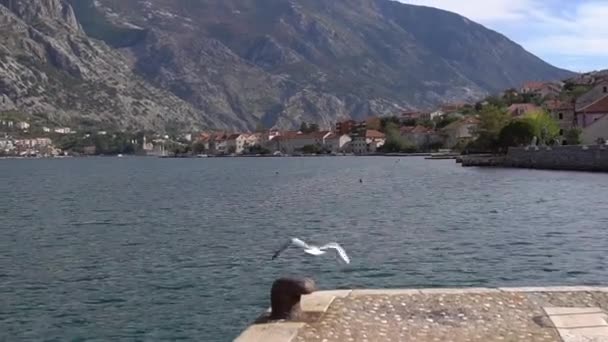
[0, 0, 574, 131]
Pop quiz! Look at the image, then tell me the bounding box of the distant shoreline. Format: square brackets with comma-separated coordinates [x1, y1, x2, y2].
[0, 153, 436, 160]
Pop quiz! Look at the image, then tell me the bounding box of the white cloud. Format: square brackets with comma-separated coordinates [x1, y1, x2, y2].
[399, 0, 608, 71]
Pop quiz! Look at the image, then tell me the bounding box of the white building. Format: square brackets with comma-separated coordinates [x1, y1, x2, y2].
[0, 138, 14, 152]
[16, 122, 30, 130]
[226, 133, 250, 154]
[142, 136, 154, 151]
[181, 133, 193, 142]
[325, 133, 352, 153]
[54, 127, 71, 134]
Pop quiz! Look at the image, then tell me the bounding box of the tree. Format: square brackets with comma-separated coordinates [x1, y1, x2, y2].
[417, 119, 435, 129]
[521, 110, 560, 145]
[564, 128, 582, 145]
[435, 116, 458, 129]
[192, 141, 208, 154]
[379, 123, 416, 153]
[486, 96, 506, 108]
[380, 116, 402, 131]
[498, 120, 535, 150]
[474, 105, 511, 151]
[299, 122, 319, 133]
[300, 144, 322, 154]
[245, 145, 271, 155]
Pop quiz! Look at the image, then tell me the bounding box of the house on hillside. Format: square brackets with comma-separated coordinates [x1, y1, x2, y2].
[575, 84, 608, 128]
[335, 120, 357, 135]
[521, 81, 562, 98]
[206, 132, 228, 154]
[246, 133, 261, 149]
[16, 122, 30, 130]
[351, 129, 385, 154]
[581, 114, 608, 145]
[226, 133, 249, 154]
[325, 133, 352, 153]
[400, 125, 443, 150]
[335, 119, 370, 135]
[507, 103, 541, 117]
[401, 111, 425, 122]
[442, 117, 479, 149]
[427, 110, 446, 121]
[576, 95, 608, 134]
[545, 99, 576, 138]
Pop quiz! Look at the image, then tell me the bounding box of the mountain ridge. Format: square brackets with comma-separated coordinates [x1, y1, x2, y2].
[0, 0, 574, 131]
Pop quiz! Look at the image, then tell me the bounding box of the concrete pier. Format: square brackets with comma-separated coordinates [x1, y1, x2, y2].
[235, 286, 608, 342]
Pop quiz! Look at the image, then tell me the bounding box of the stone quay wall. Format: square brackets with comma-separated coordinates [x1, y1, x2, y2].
[505, 145, 608, 172]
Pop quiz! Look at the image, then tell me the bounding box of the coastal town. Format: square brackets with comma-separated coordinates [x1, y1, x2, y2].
[2, 71, 608, 158]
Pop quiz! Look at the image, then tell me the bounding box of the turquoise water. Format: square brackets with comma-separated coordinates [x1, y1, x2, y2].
[1, 157, 608, 341]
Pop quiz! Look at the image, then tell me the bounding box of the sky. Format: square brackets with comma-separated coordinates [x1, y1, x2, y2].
[400, 0, 608, 72]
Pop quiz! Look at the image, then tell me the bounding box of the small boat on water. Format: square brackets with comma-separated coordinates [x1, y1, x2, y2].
[117, 154, 124, 158]
[197, 154, 209, 158]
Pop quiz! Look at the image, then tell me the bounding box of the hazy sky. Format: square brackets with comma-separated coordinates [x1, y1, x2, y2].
[401, 0, 608, 72]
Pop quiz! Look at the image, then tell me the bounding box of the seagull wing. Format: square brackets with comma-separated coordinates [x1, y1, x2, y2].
[320, 243, 350, 264]
[291, 238, 311, 250]
[272, 238, 309, 260]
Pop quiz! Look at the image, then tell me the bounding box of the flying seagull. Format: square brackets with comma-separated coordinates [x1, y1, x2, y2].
[272, 238, 350, 264]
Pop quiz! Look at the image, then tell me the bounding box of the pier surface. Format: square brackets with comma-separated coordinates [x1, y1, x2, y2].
[235, 286, 608, 342]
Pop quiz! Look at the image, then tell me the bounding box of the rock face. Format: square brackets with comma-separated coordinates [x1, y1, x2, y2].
[0, 0, 574, 131]
[0, 0, 208, 131]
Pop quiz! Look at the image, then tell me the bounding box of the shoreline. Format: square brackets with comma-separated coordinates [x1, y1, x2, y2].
[1, 153, 435, 159]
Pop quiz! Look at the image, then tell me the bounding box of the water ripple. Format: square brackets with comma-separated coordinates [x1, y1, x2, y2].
[1, 157, 607, 341]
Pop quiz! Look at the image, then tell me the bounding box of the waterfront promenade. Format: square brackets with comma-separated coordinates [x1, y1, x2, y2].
[236, 286, 608, 342]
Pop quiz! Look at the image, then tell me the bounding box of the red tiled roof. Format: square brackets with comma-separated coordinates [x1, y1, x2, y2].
[365, 129, 385, 139]
[579, 94, 608, 113]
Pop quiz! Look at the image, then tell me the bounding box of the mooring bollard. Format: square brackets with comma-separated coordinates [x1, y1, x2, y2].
[270, 277, 316, 320]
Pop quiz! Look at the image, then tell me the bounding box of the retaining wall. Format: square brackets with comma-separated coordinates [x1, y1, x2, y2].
[505, 145, 608, 172]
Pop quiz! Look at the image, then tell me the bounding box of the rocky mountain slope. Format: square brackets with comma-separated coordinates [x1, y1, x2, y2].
[0, 0, 574, 131]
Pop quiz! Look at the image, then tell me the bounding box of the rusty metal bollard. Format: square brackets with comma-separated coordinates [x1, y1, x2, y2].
[269, 277, 316, 320]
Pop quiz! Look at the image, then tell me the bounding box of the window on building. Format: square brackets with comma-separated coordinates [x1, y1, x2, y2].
[559, 129, 564, 135]
[558, 113, 563, 120]
[604, 86, 607, 93]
